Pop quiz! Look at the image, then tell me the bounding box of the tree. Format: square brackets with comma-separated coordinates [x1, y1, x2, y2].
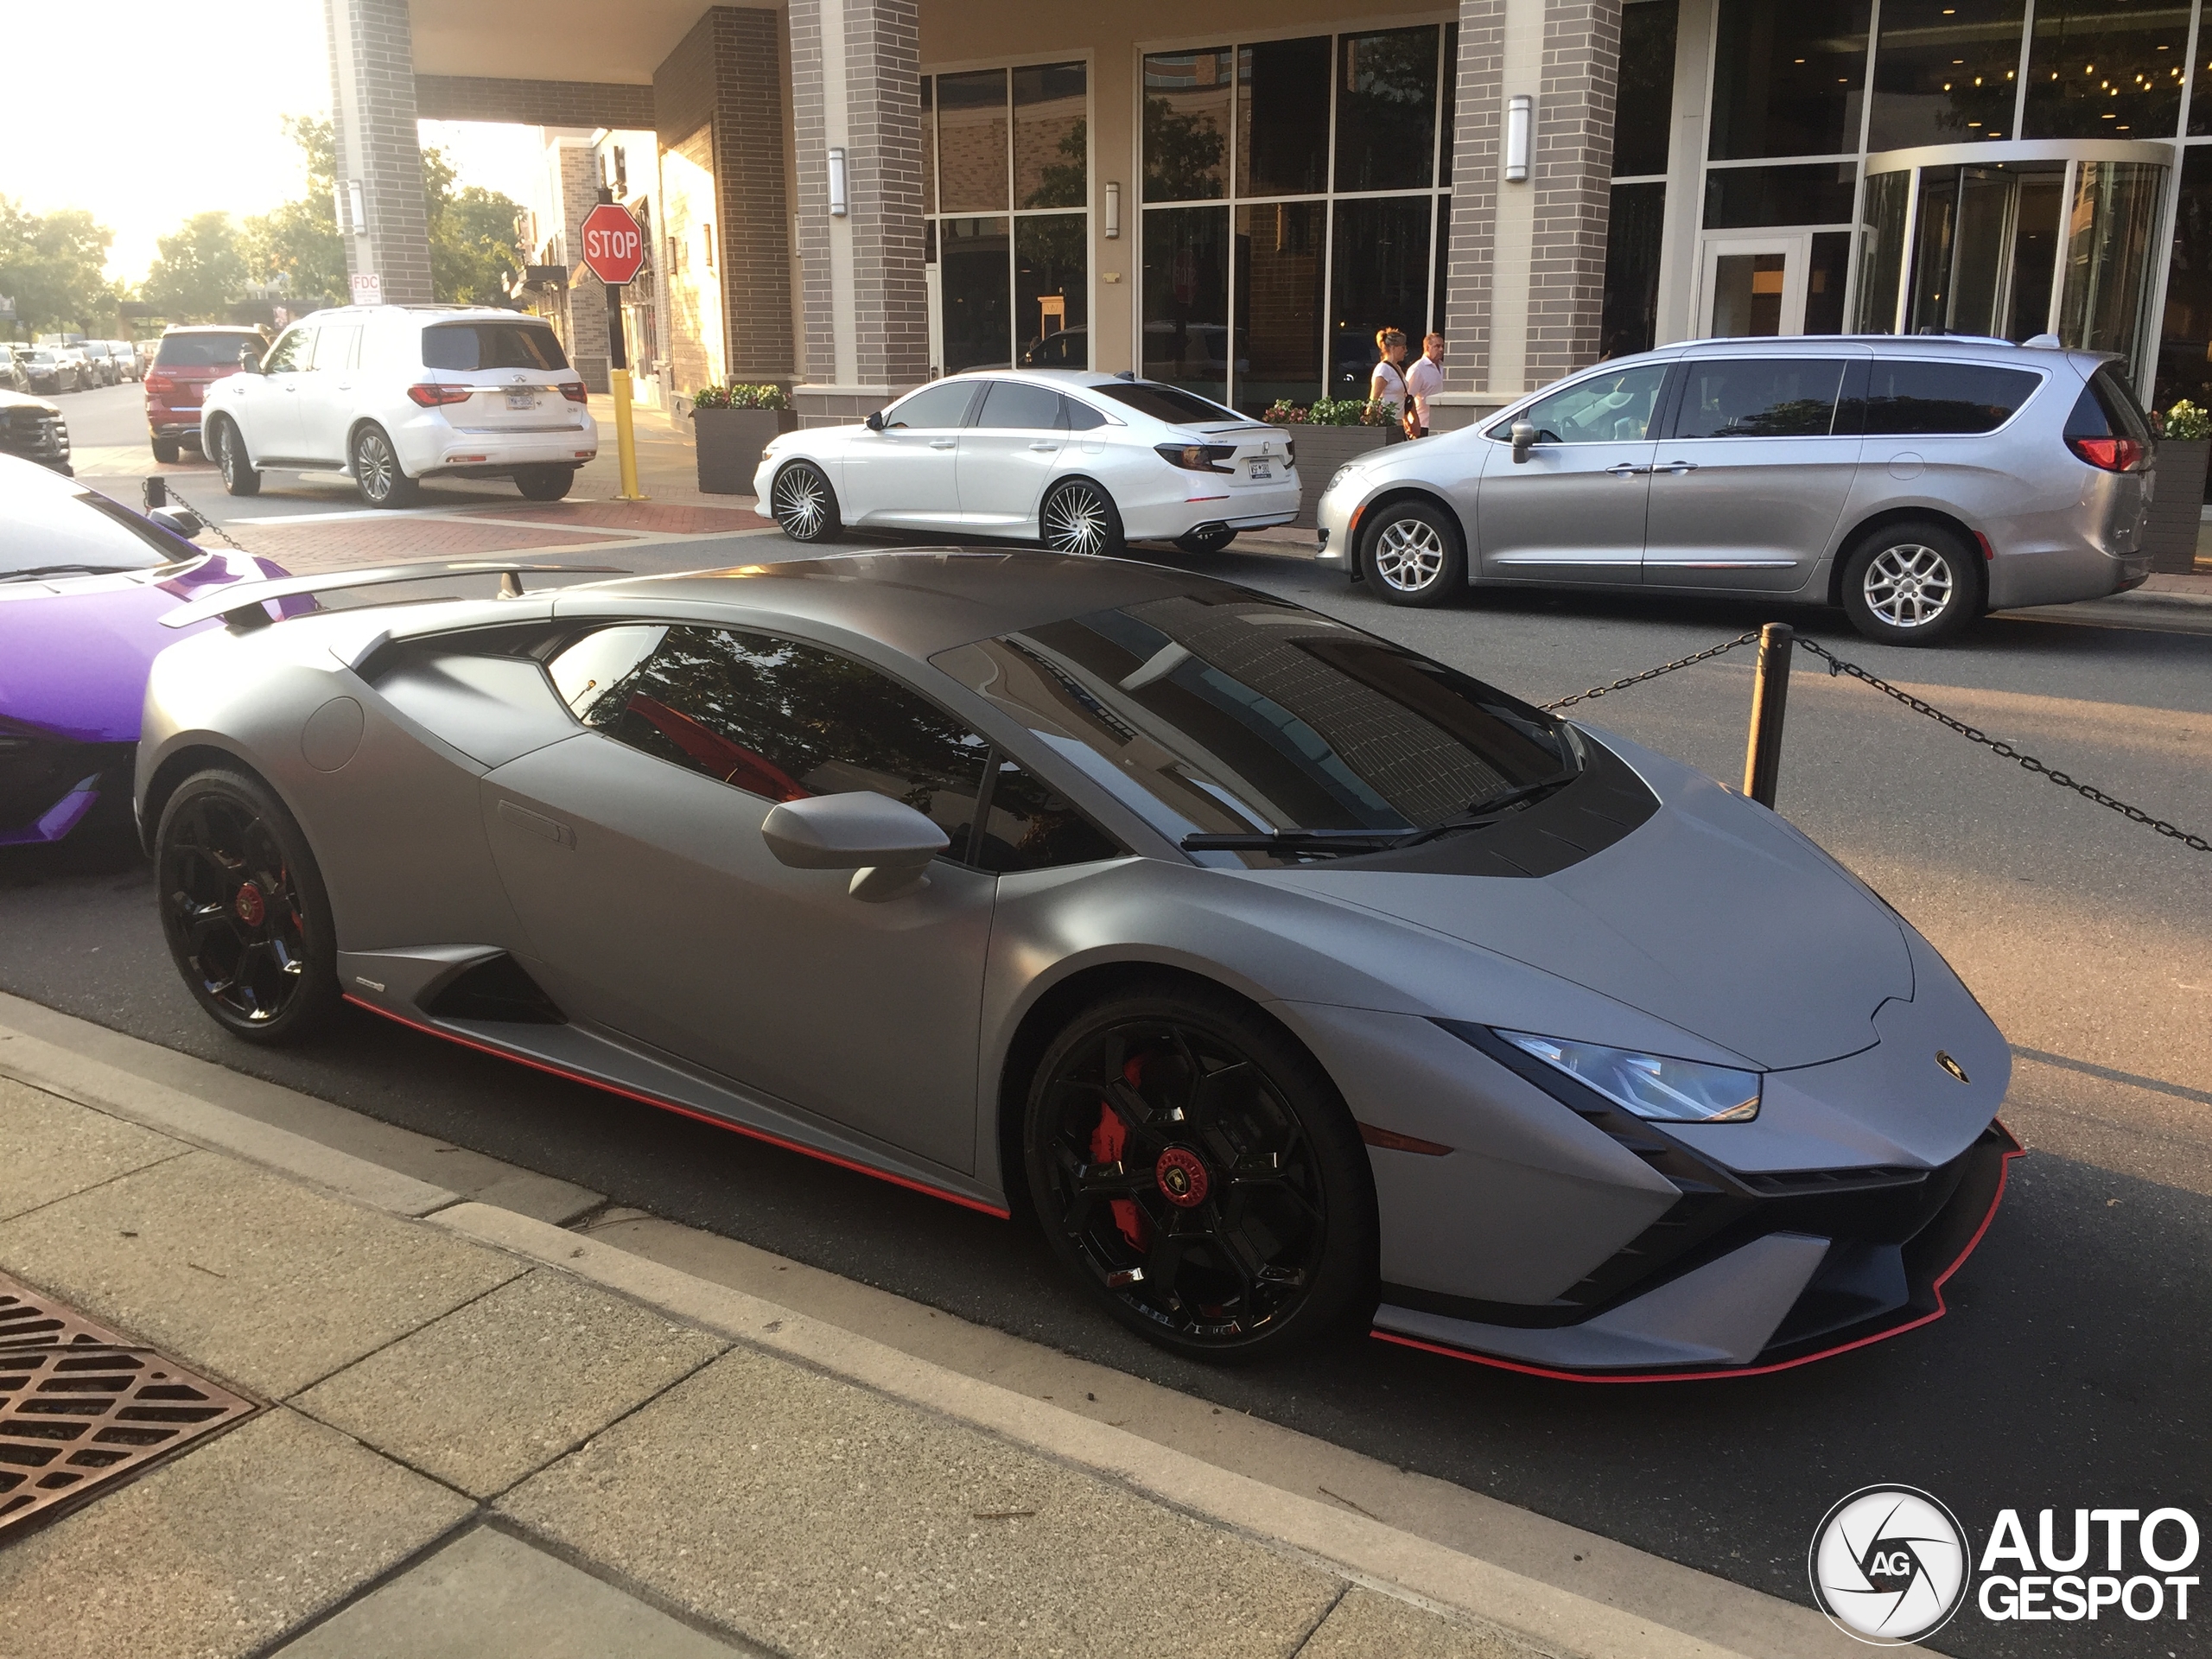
[422, 147, 523, 307]
[0, 199, 116, 334]
[241, 116, 347, 311]
[143, 213, 248, 323]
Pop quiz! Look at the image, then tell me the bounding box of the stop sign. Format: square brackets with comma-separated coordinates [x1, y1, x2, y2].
[578, 202, 645, 285]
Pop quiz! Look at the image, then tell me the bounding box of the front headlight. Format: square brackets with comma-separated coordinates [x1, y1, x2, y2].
[1497, 1029, 1761, 1122]
[1326, 462, 1364, 493]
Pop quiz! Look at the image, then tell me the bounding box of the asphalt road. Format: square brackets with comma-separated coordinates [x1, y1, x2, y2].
[6, 507, 2209, 1656]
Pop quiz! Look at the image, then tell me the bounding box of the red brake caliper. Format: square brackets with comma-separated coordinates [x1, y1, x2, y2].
[1091, 1056, 1151, 1251]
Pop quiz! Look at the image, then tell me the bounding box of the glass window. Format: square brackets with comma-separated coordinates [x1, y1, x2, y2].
[421, 324, 568, 372]
[1709, 0, 1871, 159]
[1869, 0, 2026, 149]
[938, 69, 1009, 214]
[549, 626, 667, 719]
[2154, 146, 2212, 409]
[1440, 22, 1459, 188]
[2025, 0, 2190, 138]
[1710, 252, 1788, 336]
[571, 626, 989, 849]
[1096, 382, 1242, 424]
[1856, 171, 1910, 331]
[940, 215, 1012, 372]
[974, 758, 1123, 873]
[1432, 200, 1452, 335]
[1600, 182, 1666, 357]
[261, 327, 312, 374]
[1335, 28, 1440, 192]
[1235, 201, 1326, 414]
[0, 482, 188, 576]
[1846, 359, 2045, 433]
[1014, 61, 1086, 208]
[1061, 396, 1109, 430]
[930, 597, 1574, 853]
[1141, 207, 1231, 399]
[310, 324, 360, 372]
[1615, 2, 1680, 176]
[1329, 197, 1432, 398]
[920, 74, 937, 216]
[2058, 160, 2164, 362]
[155, 332, 266, 367]
[1807, 231, 1853, 334]
[1237, 37, 1331, 198]
[1703, 162, 1859, 227]
[1489, 363, 1671, 442]
[2069, 362, 2153, 438]
[1016, 214, 1087, 368]
[976, 378, 1065, 430]
[1143, 50, 1233, 202]
[1670, 358, 1847, 438]
[883, 379, 982, 429]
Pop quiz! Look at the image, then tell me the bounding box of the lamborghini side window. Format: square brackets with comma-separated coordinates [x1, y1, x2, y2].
[567, 624, 990, 853]
[549, 625, 667, 721]
[974, 758, 1123, 873]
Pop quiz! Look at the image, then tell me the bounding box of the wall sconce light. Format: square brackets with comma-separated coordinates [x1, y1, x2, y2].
[829, 147, 849, 218]
[346, 180, 368, 236]
[1504, 96, 1532, 184]
[1105, 181, 1121, 239]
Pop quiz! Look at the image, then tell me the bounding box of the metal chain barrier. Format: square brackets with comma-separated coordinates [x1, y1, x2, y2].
[1793, 637, 2211, 855]
[159, 483, 255, 556]
[1540, 628, 1761, 710]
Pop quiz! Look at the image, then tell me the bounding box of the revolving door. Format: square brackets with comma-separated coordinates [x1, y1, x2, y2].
[1854, 141, 2169, 379]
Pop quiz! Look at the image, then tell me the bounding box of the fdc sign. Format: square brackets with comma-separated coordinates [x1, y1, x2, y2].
[577, 203, 644, 286]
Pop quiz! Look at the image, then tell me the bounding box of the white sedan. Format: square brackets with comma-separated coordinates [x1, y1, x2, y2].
[752, 369, 1299, 556]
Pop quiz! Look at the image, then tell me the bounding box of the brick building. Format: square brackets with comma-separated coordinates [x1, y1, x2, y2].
[332, 0, 2212, 429]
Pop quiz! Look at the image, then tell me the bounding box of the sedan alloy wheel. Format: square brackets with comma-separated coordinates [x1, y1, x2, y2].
[1041, 480, 1122, 556]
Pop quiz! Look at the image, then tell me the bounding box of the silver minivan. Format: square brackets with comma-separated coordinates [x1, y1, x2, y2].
[1313, 337, 2156, 645]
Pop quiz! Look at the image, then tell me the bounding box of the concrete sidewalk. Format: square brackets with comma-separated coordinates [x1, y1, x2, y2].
[0, 998, 1878, 1659]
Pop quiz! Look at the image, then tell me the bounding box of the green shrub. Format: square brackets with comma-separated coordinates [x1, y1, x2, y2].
[1262, 400, 1309, 424]
[1306, 397, 1376, 426]
[2164, 398, 2211, 441]
[691, 383, 789, 411]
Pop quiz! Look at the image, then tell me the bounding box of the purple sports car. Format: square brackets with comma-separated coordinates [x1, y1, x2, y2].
[0, 454, 289, 844]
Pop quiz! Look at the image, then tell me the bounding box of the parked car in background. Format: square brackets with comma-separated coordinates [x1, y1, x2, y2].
[204, 305, 599, 507]
[9, 347, 69, 397]
[0, 391, 71, 474]
[106, 340, 143, 383]
[146, 325, 268, 462]
[47, 346, 93, 392]
[79, 342, 119, 386]
[1315, 336, 2156, 645]
[0, 454, 287, 844]
[755, 370, 1297, 556]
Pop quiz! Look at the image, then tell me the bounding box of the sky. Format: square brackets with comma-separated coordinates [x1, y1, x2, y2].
[0, 0, 548, 283]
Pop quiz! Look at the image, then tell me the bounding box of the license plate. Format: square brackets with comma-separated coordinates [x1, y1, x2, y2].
[1248, 461, 1274, 480]
[505, 391, 537, 410]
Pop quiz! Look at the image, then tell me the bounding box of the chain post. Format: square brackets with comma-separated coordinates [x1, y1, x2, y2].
[1741, 622, 1795, 809]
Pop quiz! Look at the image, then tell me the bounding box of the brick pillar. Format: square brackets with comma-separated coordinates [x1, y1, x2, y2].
[556, 141, 613, 394]
[1437, 0, 1618, 421]
[790, 0, 927, 424]
[324, 0, 433, 305]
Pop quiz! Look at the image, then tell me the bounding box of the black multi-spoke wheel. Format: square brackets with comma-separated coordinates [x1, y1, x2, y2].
[156, 770, 340, 1046]
[1025, 984, 1375, 1360]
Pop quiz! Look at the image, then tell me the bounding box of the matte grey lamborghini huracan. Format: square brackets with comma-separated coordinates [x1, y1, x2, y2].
[138, 551, 2018, 1378]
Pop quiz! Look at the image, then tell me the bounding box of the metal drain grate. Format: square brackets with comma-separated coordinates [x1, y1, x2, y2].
[0, 1272, 258, 1536]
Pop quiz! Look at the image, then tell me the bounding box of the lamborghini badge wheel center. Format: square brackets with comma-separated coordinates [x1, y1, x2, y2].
[1155, 1147, 1210, 1208]
[233, 881, 264, 927]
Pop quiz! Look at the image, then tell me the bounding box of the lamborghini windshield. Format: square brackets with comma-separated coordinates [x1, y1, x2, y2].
[931, 594, 1576, 856]
[0, 473, 189, 578]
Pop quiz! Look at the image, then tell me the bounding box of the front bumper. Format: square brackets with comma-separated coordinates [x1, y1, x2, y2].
[0, 732, 130, 845]
[1376, 1120, 2020, 1378]
[0, 410, 71, 474]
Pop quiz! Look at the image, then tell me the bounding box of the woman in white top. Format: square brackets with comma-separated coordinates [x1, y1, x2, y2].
[1367, 328, 1408, 435]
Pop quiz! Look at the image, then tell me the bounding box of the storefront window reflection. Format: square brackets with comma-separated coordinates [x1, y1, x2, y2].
[2023, 0, 2190, 138]
[1868, 0, 2027, 149]
[1141, 207, 1231, 401]
[1335, 29, 1441, 192]
[1143, 51, 1232, 202]
[1709, 0, 1872, 160]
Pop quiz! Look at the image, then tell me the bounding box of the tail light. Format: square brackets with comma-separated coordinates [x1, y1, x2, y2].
[407, 383, 474, 408]
[558, 383, 589, 404]
[1154, 442, 1237, 474]
[2068, 435, 2143, 473]
[144, 372, 174, 396]
[1284, 440, 1296, 467]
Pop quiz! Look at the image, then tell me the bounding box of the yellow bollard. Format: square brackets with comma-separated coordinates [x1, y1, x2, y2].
[612, 369, 646, 501]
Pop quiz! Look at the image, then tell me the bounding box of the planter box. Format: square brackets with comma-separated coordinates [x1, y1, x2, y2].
[693, 405, 798, 496]
[2143, 438, 2210, 575]
[1290, 425, 1392, 529]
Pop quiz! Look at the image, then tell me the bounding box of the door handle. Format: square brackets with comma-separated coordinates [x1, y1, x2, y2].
[1659, 460, 1699, 474]
[929, 439, 957, 450]
[497, 799, 575, 848]
[1028, 442, 1061, 452]
[1605, 461, 1651, 477]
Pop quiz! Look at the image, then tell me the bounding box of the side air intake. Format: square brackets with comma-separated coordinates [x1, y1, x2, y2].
[425, 954, 566, 1024]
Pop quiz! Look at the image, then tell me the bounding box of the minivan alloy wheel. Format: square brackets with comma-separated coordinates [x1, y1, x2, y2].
[1861, 543, 1955, 629]
[1372, 517, 1447, 592]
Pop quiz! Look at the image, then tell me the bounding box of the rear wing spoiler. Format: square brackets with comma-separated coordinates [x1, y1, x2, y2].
[160, 560, 631, 632]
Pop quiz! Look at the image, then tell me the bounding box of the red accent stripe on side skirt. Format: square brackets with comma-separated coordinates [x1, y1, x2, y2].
[1371, 1132, 2024, 1384]
[342, 995, 1012, 1220]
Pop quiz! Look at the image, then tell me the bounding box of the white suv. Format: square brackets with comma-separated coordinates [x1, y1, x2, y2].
[203, 306, 599, 509]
